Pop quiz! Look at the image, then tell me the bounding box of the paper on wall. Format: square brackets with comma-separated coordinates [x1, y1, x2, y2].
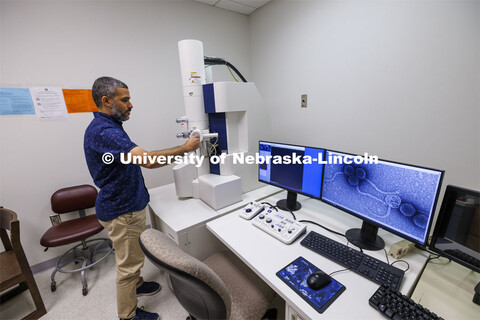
[29, 87, 68, 119]
[0, 88, 36, 115]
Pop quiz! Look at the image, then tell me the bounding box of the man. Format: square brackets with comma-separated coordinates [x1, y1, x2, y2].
[84, 76, 200, 320]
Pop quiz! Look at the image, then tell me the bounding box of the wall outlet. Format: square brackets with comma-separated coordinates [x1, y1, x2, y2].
[301, 94, 307, 108]
[49, 214, 61, 225]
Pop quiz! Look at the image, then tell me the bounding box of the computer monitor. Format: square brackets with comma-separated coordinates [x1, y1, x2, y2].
[321, 150, 444, 251]
[258, 141, 325, 211]
[429, 185, 480, 273]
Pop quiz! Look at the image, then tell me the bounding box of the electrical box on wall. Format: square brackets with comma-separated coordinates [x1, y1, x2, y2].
[301, 94, 307, 108]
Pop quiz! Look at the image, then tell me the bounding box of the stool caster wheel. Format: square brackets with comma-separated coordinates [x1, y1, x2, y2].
[51, 282, 56, 292]
[82, 286, 88, 296]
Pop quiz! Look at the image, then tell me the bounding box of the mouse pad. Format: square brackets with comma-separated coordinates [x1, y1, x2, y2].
[276, 256, 346, 314]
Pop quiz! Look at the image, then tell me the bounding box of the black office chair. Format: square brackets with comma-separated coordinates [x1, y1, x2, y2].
[139, 228, 277, 320]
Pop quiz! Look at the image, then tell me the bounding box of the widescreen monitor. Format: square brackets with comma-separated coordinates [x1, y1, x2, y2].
[321, 150, 444, 251]
[429, 185, 480, 273]
[258, 141, 325, 211]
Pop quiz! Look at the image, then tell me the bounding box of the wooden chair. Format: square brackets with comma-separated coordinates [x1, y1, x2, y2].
[0, 207, 47, 319]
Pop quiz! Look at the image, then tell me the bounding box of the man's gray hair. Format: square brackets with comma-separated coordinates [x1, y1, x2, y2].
[92, 76, 128, 108]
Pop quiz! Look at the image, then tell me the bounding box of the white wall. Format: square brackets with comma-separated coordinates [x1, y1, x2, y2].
[0, 0, 251, 265]
[250, 0, 480, 196]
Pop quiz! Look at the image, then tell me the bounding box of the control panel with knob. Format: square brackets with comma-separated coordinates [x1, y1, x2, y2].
[239, 201, 266, 220]
[251, 209, 307, 244]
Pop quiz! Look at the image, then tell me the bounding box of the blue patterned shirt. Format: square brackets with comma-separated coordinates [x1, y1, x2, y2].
[84, 112, 149, 221]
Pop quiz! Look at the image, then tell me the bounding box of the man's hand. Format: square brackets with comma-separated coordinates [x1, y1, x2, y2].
[184, 135, 201, 152]
[127, 135, 201, 169]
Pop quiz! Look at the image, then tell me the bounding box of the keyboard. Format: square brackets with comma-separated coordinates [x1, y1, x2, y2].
[300, 231, 404, 290]
[369, 284, 444, 320]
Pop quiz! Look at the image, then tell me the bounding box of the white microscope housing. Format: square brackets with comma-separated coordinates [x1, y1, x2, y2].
[174, 39, 270, 210]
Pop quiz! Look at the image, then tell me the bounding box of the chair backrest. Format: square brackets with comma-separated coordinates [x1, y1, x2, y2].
[1, 207, 47, 319]
[51, 185, 97, 215]
[139, 229, 232, 319]
[0, 207, 18, 251]
[1, 207, 33, 278]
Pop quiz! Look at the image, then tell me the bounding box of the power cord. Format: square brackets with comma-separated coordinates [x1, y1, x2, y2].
[426, 254, 451, 264]
[419, 247, 451, 264]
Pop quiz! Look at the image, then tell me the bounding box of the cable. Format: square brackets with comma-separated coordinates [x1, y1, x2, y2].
[225, 62, 247, 82]
[328, 268, 351, 277]
[226, 65, 238, 82]
[204, 56, 247, 82]
[423, 247, 440, 255]
[260, 202, 278, 211]
[298, 219, 346, 239]
[426, 254, 450, 264]
[276, 205, 296, 220]
[383, 248, 390, 265]
[391, 260, 410, 272]
[207, 136, 218, 157]
[419, 248, 452, 264]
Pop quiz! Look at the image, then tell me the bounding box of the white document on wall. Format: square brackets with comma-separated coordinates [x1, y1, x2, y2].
[29, 87, 68, 119]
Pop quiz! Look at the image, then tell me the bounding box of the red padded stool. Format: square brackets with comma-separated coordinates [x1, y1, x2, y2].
[40, 185, 113, 296]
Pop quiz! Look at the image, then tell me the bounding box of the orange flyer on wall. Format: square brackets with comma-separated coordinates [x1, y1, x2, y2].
[62, 89, 97, 113]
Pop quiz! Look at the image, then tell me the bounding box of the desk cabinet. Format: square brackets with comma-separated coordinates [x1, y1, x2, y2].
[148, 183, 280, 260]
[152, 213, 227, 260]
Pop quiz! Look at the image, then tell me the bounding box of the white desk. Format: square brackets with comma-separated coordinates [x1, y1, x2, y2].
[148, 183, 281, 260]
[207, 191, 430, 320]
[411, 257, 480, 319]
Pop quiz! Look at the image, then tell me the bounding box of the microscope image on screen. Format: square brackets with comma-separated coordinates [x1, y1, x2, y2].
[322, 151, 442, 244]
[258, 141, 324, 211]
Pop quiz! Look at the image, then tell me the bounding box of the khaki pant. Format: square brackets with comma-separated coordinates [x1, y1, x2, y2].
[99, 208, 147, 319]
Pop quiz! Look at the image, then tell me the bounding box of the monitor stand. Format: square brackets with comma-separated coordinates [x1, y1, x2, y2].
[277, 190, 302, 212]
[346, 221, 385, 251]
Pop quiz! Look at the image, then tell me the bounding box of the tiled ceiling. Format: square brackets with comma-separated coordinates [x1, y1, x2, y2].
[193, 0, 272, 15]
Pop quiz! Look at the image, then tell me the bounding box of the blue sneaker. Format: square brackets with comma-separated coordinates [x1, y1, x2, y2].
[120, 307, 159, 320]
[136, 281, 161, 296]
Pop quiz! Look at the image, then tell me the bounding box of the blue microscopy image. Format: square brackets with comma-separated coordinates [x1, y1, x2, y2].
[322, 151, 442, 244]
[277, 256, 345, 313]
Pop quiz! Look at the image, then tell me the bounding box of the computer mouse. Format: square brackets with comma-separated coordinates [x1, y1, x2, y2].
[306, 271, 331, 290]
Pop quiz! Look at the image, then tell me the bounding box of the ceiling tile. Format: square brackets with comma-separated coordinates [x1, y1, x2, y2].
[192, 0, 271, 15]
[194, 0, 220, 5]
[215, 0, 256, 15]
[234, 0, 271, 9]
